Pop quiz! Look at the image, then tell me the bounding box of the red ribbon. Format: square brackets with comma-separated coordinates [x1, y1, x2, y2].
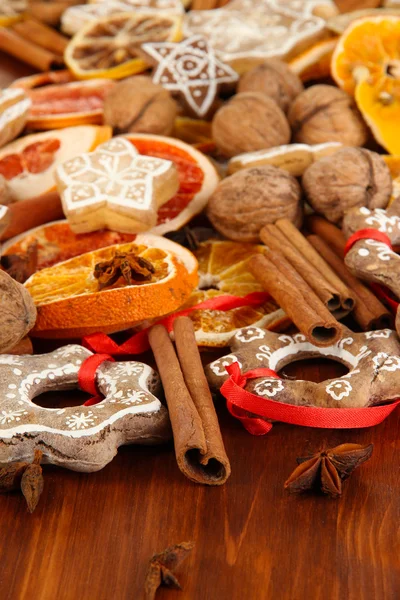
[82, 292, 271, 356]
[78, 353, 114, 406]
[221, 362, 400, 435]
[344, 228, 399, 313]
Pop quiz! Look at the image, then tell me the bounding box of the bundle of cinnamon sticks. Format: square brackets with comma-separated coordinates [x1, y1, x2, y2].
[149, 317, 231, 486]
[249, 218, 392, 347]
[0, 17, 67, 71]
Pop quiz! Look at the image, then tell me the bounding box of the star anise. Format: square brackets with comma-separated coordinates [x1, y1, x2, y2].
[144, 541, 195, 600]
[94, 252, 155, 290]
[165, 226, 220, 251]
[284, 443, 373, 498]
[0, 241, 38, 283]
[0, 449, 44, 513]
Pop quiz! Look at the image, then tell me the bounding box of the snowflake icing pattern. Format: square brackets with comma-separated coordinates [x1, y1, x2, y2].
[65, 411, 98, 430]
[0, 409, 28, 425]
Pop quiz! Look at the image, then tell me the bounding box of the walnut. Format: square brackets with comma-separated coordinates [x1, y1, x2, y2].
[0, 270, 36, 353]
[103, 76, 178, 136]
[212, 92, 291, 158]
[238, 59, 304, 112]
[206, 166, 302, 242]
[288, 84, 368, 146]
[302, 147, 392, 224]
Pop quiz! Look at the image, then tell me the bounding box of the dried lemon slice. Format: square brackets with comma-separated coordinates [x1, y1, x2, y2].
[0, 0, 26, 26]
[64, 12, 182, 80]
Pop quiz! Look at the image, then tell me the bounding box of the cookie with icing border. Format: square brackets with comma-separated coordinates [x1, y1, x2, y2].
[206, 326, 400, 408]
[0, 345, 171, 471]
[343, 198, 400, 299]
[141, 36, 238, 119]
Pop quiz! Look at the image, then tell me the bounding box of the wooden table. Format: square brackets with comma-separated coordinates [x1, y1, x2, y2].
[1, 46, 400, 600]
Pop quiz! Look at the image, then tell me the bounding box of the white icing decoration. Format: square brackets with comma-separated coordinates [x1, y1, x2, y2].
[235, 327, 266, 343]
[65, 411, 98, 430]
[365, 329, 392, 339]
[209, 354, 242, 377]
[364, 239, 392, 261]
[254, 378, 284, 397]
[326, 379, 352, 401]
[358, 248, 369, 257]
[372, 353, 400, 372]
[363, 208, 400, 235]
[142, 36, 238, 117]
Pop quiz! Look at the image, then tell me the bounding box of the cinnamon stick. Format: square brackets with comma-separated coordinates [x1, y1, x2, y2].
[260, 223, 354, 316]
[307, 235, 392, 331]
[305, 215, 346, 257]
[28, 1, 81, 27]
[0, 191, 64, 242]
[249, 252, 342, 346]
[148, 320, 230, 486]
[0, 27, 63, 72]
[12, 18, 68, 56]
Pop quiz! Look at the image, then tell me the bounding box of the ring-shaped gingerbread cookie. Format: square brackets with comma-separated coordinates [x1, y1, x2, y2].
[206, 326, 400, 408]
[0, 345, 171, 472]
[343, 198, 400, 299]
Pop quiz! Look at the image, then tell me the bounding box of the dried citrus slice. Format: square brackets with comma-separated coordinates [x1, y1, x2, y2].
[0, 125, 111, 201]
[62, 1, 183, 36]
[64, 12, 182, 80]
[289, 37, 338, 82]
[172, 117, 213, 145]
[331, 16, 400, 153]
[183, 240, 288, 347]
[125, 133, 219, 234]
[2, 220, 137, 270]
[25, 235, 198, 338]
[0, 0, 26, 26]
[24, 79, 115, 130]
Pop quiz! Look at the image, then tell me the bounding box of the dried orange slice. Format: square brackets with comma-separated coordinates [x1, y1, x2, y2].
[64, 12, 182, 80]
[331, 16, 400, 154]
[2, 220, 137, 270]
[184, 240, 288, 347]
[289, 37, 338, 83]
[125, 133, 219, 234]
[25, 235, 198, 338]
[0, 125, 111, 202]
[24, 79, 115, 130]
[0, 0, 26, 26]
[172, 117, 213, 145]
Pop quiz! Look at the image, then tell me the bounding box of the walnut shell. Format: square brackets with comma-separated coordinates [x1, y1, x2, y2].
[0, 271, 36, 353]
[238, 59, 304, 112]
[206, 166, 302, 242]
[302, 147, 392, 224]
[103, 76, 178, 136]
[212, 92, 291, 158]
[288, 84, 368, 146]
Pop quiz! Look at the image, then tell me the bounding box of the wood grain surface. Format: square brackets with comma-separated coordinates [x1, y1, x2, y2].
[1, 15, 400, 598]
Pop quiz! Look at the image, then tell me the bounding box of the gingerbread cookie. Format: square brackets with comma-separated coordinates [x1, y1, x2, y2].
[56, 136, 179, 234]
[183, 1, 336, 70]
[0, 88, 31, 149]
[141, 36, 238, 119]
[206, 326, 400, 408]
[343, 199, 400, 300]
[0, 345, 171, 471]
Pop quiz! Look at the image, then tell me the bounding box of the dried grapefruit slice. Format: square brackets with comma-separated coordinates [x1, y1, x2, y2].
[64, 12, 182, 80]
[183, 240, 288, 347]
[331, 16, 400, 154]
[125, 133, 219, 234]
[25, 235, 198, 338]
[24, 79, 115, 130]
[0, 125, 111, 202]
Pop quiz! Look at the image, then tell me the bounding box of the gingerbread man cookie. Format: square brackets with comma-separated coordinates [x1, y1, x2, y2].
[343, 198, 400, 299]
[56, 136, 179, 234]
[0, 345, 171, 471]
[206, 326, 400, 408]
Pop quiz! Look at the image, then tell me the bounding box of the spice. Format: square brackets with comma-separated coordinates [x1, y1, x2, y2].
[1, 241, 38, 283]
[94, 252, 155, 290]
[0, 449, 44, 512]
[0, 268, 36, 353]
[284, 443, 373, 498]
[144, 541, 195, 600]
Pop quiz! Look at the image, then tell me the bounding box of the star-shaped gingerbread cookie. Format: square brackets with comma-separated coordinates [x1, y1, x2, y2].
[56, 136, 179, 234]
[141, 35, 238, 118]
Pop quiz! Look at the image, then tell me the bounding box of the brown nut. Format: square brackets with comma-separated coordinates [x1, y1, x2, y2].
[103, 76, 178, 136]
[206, 165, 302, 242]
[238, 59, 304, 112]
[212, 92, 291, 158]
[288, 84, 368, 146]
[0, 270, 36, 353]
[302, 147, 392, 224]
